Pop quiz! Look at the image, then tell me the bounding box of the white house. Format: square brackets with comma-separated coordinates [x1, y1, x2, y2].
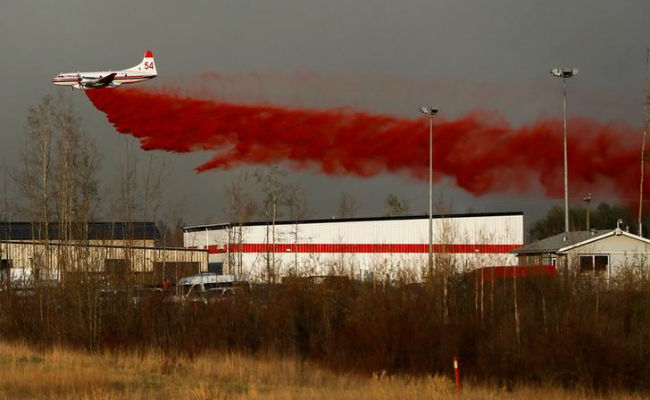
[513, 226, 649, 278]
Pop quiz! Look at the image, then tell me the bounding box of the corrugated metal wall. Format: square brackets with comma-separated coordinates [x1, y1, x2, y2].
[0, 241, 208, 284]
[184, 214, 523, 281]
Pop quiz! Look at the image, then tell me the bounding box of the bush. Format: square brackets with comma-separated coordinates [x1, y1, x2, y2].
[0, 268, 647, 393]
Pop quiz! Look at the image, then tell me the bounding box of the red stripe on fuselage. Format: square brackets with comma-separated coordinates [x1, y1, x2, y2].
[51, 75, 153, 82]
[205, 243, 521, 254]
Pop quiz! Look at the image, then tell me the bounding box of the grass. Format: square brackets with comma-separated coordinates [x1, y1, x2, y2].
[0, 341, 645, 400]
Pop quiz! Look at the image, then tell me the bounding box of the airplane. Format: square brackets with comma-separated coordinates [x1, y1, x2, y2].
[52, 50, 157, 90]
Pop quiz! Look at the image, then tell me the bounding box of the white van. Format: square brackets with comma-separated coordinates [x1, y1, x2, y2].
[175, 273, 249, 303]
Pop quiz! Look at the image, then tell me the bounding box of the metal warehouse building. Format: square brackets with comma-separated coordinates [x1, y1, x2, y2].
[0, 222, 208, 286]
[183, 212, 524, 281]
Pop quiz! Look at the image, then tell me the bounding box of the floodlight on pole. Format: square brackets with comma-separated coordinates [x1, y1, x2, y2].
[420, 106, 439, 278]
[583, 192, 592, 231]
[551, 68, 579, 78]
[551, 67, 578, 236]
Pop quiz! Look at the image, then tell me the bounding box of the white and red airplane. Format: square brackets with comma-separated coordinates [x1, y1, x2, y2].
[52, 50, 157, 90]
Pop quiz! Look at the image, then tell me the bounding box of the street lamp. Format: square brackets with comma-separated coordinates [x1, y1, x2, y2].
[583, 192, 592, 231]
[551, 68, 578, 236]
[420, 106, 439, 278]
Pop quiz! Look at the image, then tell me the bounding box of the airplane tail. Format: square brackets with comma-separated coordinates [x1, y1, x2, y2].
[128, 50, 157, 75]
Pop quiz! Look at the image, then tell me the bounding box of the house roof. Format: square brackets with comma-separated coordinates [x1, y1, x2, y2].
[556, 229, 650, 252]
[512, 230, 610, 255]
[0, 222, 160, 241]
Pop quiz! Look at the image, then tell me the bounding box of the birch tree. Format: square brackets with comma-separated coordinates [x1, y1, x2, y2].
[255, 166, 288, 282]
[223, 171, 258, 275]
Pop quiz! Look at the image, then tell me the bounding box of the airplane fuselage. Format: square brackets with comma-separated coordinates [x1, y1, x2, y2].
[51, 71, 155, 89]
[52, 50, 157, 90]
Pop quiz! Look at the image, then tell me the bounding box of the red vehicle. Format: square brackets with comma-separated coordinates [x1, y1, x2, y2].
[469, 265, 557, 282]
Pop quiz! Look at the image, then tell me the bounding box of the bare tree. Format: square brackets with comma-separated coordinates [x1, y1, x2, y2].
[51, 94, 102, 344]
[51, 94, 101, 247]
[338, 191, 359, 218]
[46, 94, 102, 288]
[118, 138, 138, 231]
[16, 94, 100, 273]
[13, 94, 102, 341]
[142, 154, 169, 224]
[255, 166, 288, 282]
[285, 182, 309, 272]
[436, 216, 458, 325]
[1, 165, 10, 223]
[16, 95, 55, 239]
[104, 140, 171, 247]
[157, 217, 185, 247]
[223, 171, 258, 275]
[384, 193, 410, 216]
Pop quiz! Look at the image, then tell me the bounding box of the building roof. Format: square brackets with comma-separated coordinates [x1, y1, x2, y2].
[183, 211, 524, 233]
[512, 230, 610, 255]
[0, 222, 160, 241]
[512, 228, 650, 255]
[0, 239, 204, 252]
[556, 229, 650, 252]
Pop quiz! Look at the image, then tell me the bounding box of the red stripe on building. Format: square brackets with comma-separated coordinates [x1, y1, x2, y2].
[206, 243, 521, 254]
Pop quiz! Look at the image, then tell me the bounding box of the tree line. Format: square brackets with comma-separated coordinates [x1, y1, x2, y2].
[529, 203, 639, 241]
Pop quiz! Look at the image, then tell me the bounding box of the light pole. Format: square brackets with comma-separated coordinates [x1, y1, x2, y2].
[583, 192, 592, 231]
[420, 106, 439, 278]
[551, 68, 578, 236]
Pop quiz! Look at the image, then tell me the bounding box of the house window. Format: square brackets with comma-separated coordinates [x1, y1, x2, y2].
[579, 255, 608, 274]
[542, 255, 557, 267]
[594, 255, 608, 271]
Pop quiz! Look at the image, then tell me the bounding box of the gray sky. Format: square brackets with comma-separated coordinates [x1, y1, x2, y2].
[1, 0, 648, 228]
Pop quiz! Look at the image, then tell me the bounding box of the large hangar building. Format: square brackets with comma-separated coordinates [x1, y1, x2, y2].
[183, 212, 524, 281]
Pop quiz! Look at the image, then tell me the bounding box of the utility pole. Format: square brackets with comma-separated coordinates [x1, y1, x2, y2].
[639, 47, 649, 237]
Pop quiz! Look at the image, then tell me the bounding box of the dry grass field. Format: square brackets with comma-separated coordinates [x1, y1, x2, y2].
[0, 341, 644, 400]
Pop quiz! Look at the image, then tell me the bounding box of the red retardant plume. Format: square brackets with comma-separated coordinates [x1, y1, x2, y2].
[86, 88, 648, 204]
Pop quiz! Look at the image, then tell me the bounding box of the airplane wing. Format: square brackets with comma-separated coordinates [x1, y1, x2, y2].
[93, 72, 117, 86]
[82, 72, 117, 87]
